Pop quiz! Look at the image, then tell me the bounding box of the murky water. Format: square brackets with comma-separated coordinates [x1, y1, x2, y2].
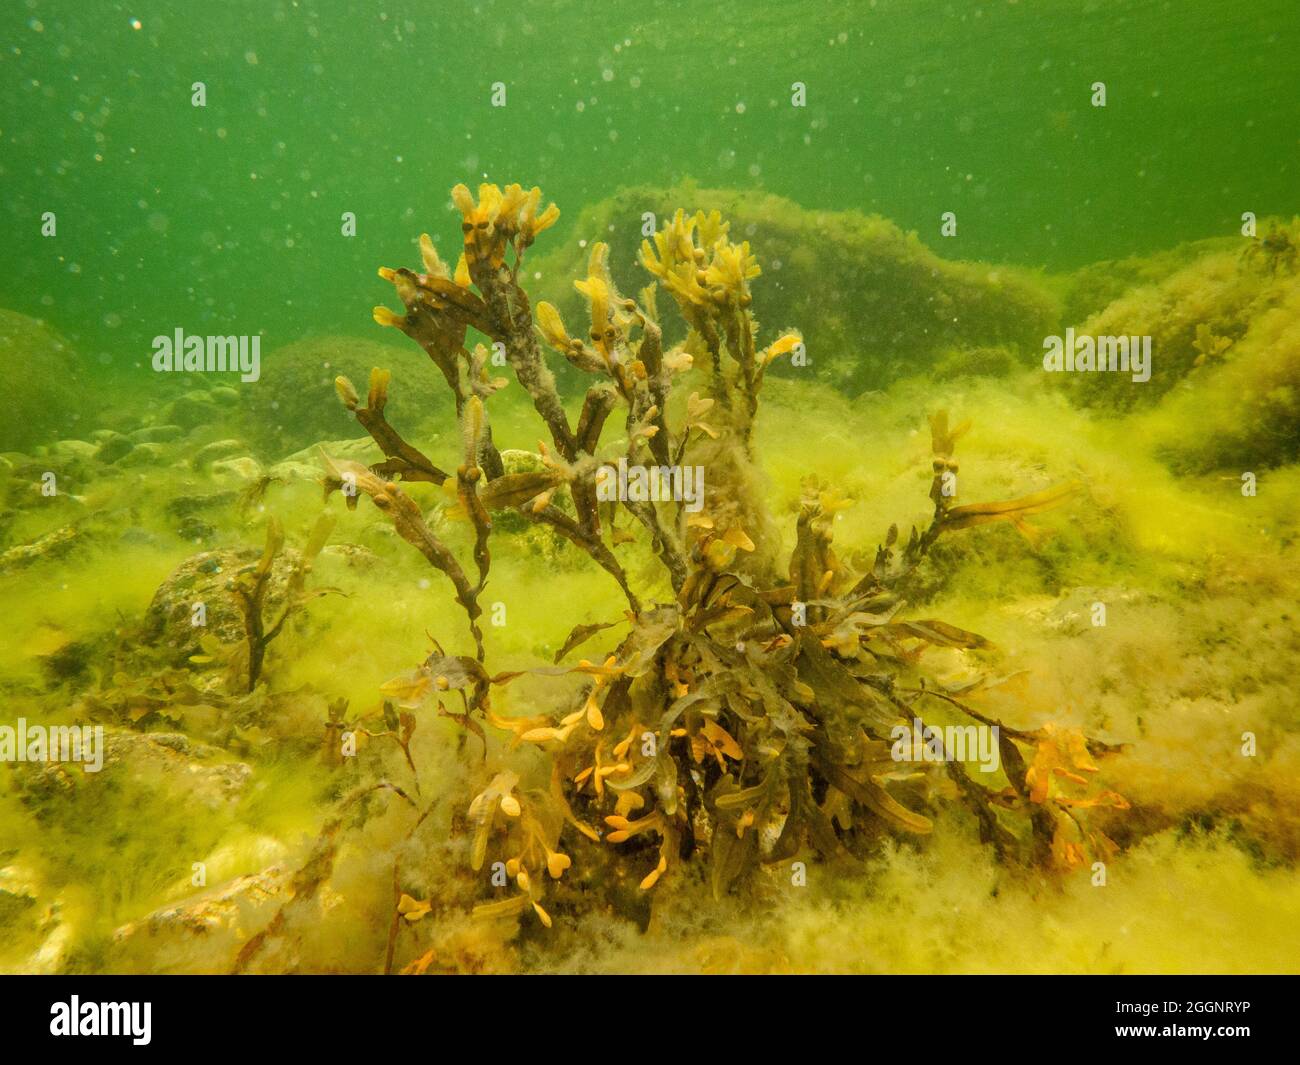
[1, 1, 1297, 975]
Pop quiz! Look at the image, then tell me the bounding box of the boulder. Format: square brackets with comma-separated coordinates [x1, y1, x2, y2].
[93, 432, 135, 465]
[161, 390, 222, 431]
[192, 438, 251, 469]
[110, 865, 289, 974]
[237, 335, 452, 458]
[528, 185, 1060, 394]
[1141, 279, 1300, 471]
[0, 522, 83, 575]
[142, 547, 300, 662]
[49, 440, 98, 462]
[209, 456, 263, 484]
[0, 310, 91, 451]
[1058, 218, 1298, 413]
[0, 859, 69, 975]
[164, 490, 238, 520]
[129, 425, 184, 444]
[117, 442, 169, 468]
[15, 731, 252, 810]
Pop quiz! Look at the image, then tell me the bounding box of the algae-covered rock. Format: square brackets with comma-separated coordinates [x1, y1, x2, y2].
[49, 439, 98, 462]
[0, 310, 91, 451]
[111, 865, 289, 974]
[15, 731, 252, 811]
[4, 731, 258, 974]
[164, 490, 239, 520]
[238, 335, 452, 457]
[161, 389, 222, 430]
[529, 185, 1060, 394]
[176, 515, 216, 543]
[0, 858, 68, 975]
[0, 522, 85, 575]
[209, 456, 264, 484]
[129, 424, 185, 444]
[93, 431, 135, 465]
[1060, 236, 1237, 326]
[1139, 281, 1300, 472]
[930, 344, 1022, 380]
[143, 547, 300, 662]
[280, 436, 383, 468]
[1058, 219, 1298, 413]
[319, 542, 380, 569]
[117, 441, 169, 468]
[192, 438, 251, 469]
[487, 449, 575, 561]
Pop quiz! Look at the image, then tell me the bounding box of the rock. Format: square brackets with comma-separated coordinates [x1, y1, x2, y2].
[15, 730, 252, 810]
[192, 438, 250, 469]
[931, 344, 1022, 380]
[1061, 236, 1234, 326]
[142, 547, 299, 661]
[4, 736, 257, 974]
[111, 865, 289, 974]
[1060, 219, 1294, 413]
[25, 921, 76, 975]
[162, 390, 220, 430]
[0, 310, 90, 451]
[1144, 261, 1300, 471]
[49, 440, 97, 461]
[177, 515, 216, 542]
[0, 859, 68, 975]
[0, 863, 39, 929]
[117, 442, 168, 468]
[93, 432, 135, 465]
[164, 490, 238, 519]
[319, 542, 380, 569]
[264, 459, 323, 485]
[9, 458, 56, 482]
[237, 335, 451, 457]
[119, 526, 162, 548]
[491, 449, 573, 557]
[530, 185, 1060, 394]
[38, 637, 94, 683]
[282, 437, 382, 467]
[209, 456, 263, 483]
[0, 523, 82, 575]
[129, 425, 184, 444]
[104, 732, 252, 803]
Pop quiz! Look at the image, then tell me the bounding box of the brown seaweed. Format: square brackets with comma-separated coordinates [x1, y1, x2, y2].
[309, 182, 1121, 943]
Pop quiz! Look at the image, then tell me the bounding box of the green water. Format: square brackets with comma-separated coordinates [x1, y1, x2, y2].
[2, 1, 1299, 976]
[3, 0, 1297, 361]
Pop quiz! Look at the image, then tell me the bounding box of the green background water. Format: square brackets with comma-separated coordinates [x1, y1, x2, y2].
[2, 0, 1296, 368]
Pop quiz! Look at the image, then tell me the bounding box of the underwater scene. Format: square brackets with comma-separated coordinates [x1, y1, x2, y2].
[2, 0, 1298, 977]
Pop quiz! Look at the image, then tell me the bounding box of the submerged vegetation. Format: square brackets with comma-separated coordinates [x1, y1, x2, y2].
[277, 183, 1129, 949]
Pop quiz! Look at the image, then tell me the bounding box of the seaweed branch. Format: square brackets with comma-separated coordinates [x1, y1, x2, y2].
[228, 512, 337, 692]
